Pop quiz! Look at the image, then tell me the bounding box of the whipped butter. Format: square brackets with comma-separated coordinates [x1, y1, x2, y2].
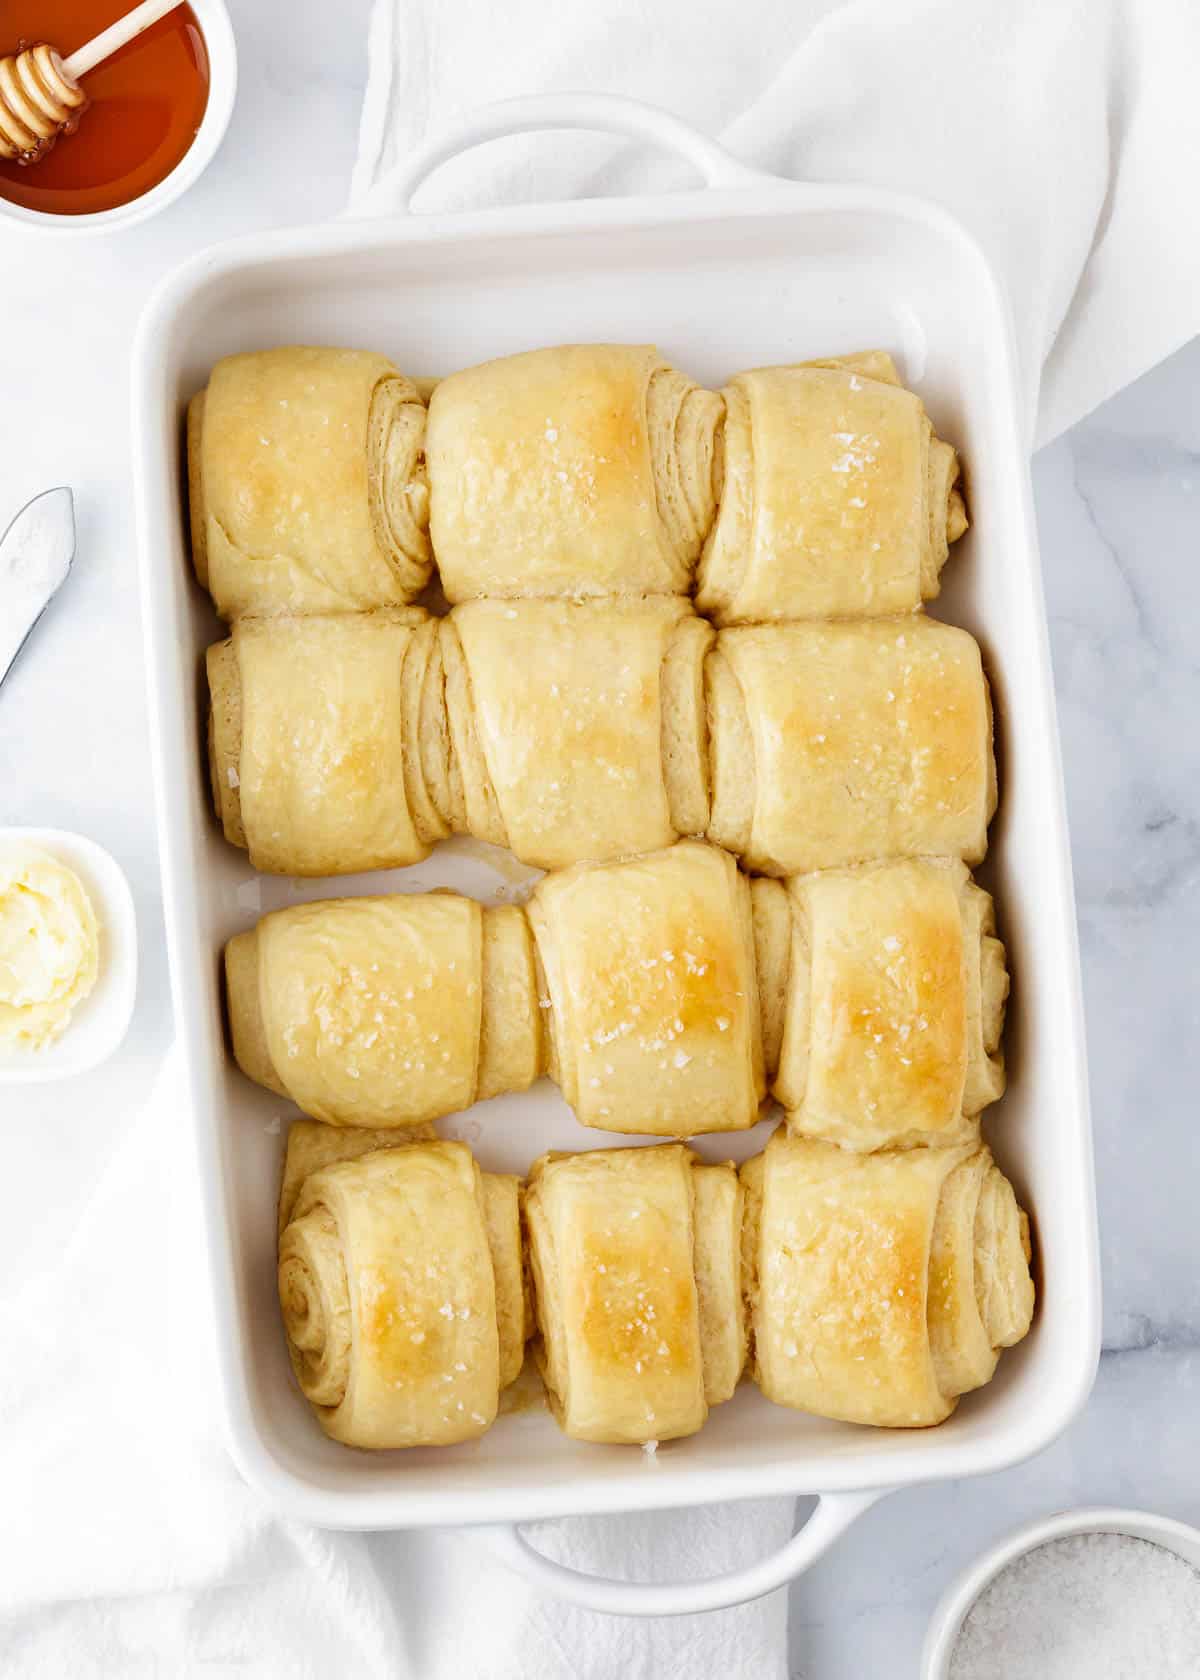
[0, 843, 99, 1049]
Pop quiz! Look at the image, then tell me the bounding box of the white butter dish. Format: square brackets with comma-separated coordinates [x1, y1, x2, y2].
[0, 827, 137, 1085]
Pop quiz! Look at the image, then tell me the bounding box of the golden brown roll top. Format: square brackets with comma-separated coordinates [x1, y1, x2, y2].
[227, 843, 762, 1139]
[707, 617, 996, 875]
[207, 607, 993, 884]
[276, 1124, 1034, 1450]
[206, 610, 447, 876]
[741, 1131, 1034, 1429]
[440, 599, 713, 868]
[695, 352, 968, 624]
[277, 1136, 529, 1449]
[524, 1144, 745, 1443]
[527, 841, 765, 1136]
[226, 894, 541, 1128]
[227, 847, 1004, 1153]
[277, 1121, 530, 1388]
[425, 345, 725, 601]
[761, 858, 1007, 1149]
[187, 344, 963, 626]
[188, 347, 432, 618]
[207, 601, 714, 877]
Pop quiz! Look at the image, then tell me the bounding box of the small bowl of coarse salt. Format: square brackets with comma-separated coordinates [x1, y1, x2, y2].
[921, 1507, 1200, 1680]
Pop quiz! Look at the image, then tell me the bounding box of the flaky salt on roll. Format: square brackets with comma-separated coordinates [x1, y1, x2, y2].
[227, 842, 760, 1139]
[527, 841, 764, 1137]
[707, 617, 996, 876]
[226, 894, 541, 1130]
[696, 352, 968, 624]
[277, 1136, 528, 1448]
[741, 1130, 1034, 1428]
[440, 598, 713, 869]
[207, 599, 712, 877]
[525, 1143, 745, 1444]
[227, 844, 1007, 1151]
[751, 858, 1007, 1150]
[425, 345, 724, 601]
[206, 609, 448, 876]
[188, 348, 432, 618]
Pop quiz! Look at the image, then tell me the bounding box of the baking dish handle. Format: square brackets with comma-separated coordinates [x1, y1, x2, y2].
[346, 93, 768, 220]
[471, 1488, 885, 1617]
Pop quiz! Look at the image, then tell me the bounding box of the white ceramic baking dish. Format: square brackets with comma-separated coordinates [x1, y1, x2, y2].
[131, 94, 1100, 1617]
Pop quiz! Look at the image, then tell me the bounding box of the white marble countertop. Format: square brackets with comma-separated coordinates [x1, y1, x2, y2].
[2, 2, 1197, 1673]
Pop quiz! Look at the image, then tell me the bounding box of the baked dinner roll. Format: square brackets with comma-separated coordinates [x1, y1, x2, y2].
[525, 1144, 745, 1443]
[188, 347, 432, 618]
[226, 894, 541, 1128]
[751, 859, 1007, 1149]
[278, 1120, 529, 1387]
[528, 842, 764, 1136]
[425, 345, 724, 600]
[227, 845, 764, 1138]
[441, 598, 713, 868]
[207, 610, 448, 876]
[695, 352, 967, 624]
[741, 1130, 1034, 1428]
[278, 1137, 528, 1448]
[707, 617, 996, 875]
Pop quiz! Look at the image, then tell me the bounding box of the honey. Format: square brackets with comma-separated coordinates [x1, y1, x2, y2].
[0, 0, 209, 215]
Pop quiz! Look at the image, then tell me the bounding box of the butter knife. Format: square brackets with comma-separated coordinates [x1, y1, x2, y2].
[0, 487, 76, 694]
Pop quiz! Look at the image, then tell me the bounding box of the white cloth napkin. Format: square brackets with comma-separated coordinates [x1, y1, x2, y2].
[0, 1055, 791, 1677]
[353, 0, 1200, 451]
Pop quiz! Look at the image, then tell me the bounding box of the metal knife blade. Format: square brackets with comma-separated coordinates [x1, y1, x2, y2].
[0, 487, 76, 693]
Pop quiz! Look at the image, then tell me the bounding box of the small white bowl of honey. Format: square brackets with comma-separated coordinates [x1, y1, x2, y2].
[0, 0, 236, 233]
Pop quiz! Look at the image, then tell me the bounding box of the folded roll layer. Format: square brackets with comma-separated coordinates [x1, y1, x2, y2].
[206, 610, 444, 876]
[208, 600, 716, 876]
[762, 858, 1007, 1149]
[278, 1138, 525, 1448]
[480, 1170, 532, 1390]
[647, 363, 727, 566]
[229, 839, 1010, 1152]
[208, 609, 994, 885]
[749, 877, 792, 1084]
[691, 1159, 747, 1405]
[277, 1118, 429, 1236]
[229, 844, 762, 1137]
[188, 347, 432, 618]
[524, 1144, 745, 1444]
[441, 599, 714, 869]
[695, 352, 968, 624]
[278, 1121, 529, 1390]
[707, 618, 996, 876]
[741, 1131, 1034, 1428]
[425, 345, 725, 601]
[226, 894, 541, 1128]
[528, 841, 764, 1136]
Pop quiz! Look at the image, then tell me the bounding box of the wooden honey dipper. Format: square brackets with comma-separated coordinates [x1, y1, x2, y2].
[0, 0, 184, 163]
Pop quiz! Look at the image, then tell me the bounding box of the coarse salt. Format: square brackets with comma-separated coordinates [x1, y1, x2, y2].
[949, 1532, 1200, 1680]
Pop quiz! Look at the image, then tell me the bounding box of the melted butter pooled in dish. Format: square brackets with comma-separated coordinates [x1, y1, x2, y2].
[0, 843, 99, 1048]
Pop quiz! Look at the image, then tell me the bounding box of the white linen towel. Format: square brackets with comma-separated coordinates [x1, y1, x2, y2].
[0, 1056, 791, 1678]
[353, 0, 1200, 450]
